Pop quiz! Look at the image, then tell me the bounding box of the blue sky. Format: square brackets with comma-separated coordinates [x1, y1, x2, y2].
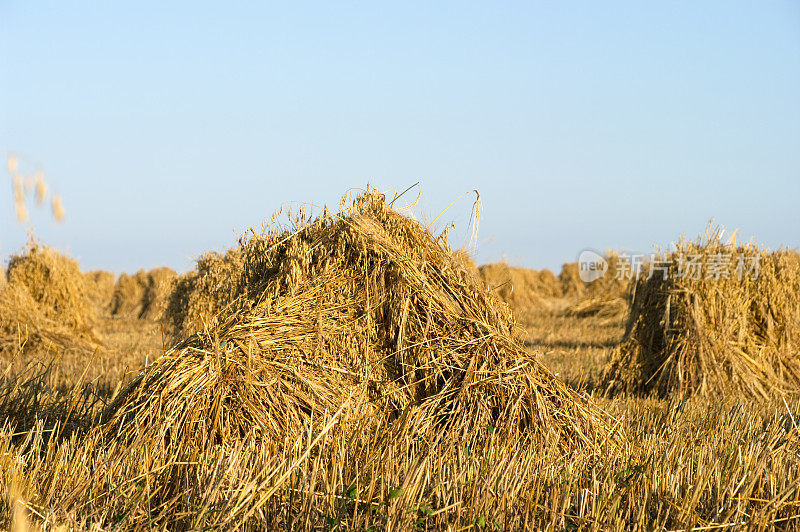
[1, 1, 798, 273]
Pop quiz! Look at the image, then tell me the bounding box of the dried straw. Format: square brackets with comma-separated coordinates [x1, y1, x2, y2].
[101, 189, 620, 502]
[0, 242, 100, 353]
[478, 263, 561, 317]
[601, 228, 800, 398]
[84, 270, 116, 311]
[109, 270, 149, 318]
[139, 267, 177, 320]
[165, 249, 244, 336]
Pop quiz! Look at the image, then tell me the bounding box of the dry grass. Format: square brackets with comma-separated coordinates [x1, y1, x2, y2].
[560, 253, 630, 299]
[3, 275, 800, 530]
[139, 267, 177, 320]
[109, 270, 148, 318]
[109, 268, 176, 321]
[0, 242, 100, 355]
[563, 296, 628, 325]
[84, 270, 115, 311]
[1, 202, 800, 530]
[479, 255, 632, 326]
[105, 189, 615, 450]
[560, 253, 633, 326]
[559, 262, 585, 298]
[0, 189, 624, 530]
[165, 249, 244, 337]
[478, 262, 562, 318]
[601, 228, 800, 399]
[451, 248, 478, 273]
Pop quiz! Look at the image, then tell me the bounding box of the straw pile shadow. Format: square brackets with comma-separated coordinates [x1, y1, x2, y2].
[103, 189, 618, 464]
[601, 229, 800, 399]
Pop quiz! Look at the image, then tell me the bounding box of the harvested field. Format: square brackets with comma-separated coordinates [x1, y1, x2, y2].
[5, 4, 797, 528]
[2, 205, 800, 530]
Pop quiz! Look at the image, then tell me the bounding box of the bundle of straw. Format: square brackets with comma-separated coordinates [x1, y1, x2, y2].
[139, 267, 177, 320]
[103, 189, 619, 477]
[110, 268, 176, 320]
[478, 263, 561, 317]
[84, 270, 116, 311]
[109, 270, 149, 317]
[0, 242, 99, 353]
[601, 228, 800, 398]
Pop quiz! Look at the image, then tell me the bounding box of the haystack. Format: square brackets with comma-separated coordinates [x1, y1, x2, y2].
[559, 253, 632, 323]
[109, 270, 148, 317]
[164, 270, 197, 332]
[601, 229, 800, 398]
[560, 254, 630, 298]
[84, 270, 116, 311]
[478, 263, 561, 317]
[559, 262, 586, 298]
[0, 243, 99, 353]
[451, 248, 478, 272]
[165, 249, 245, 336]
[102, 190, 618, 466]
[139, 267, 177, 320]
[110, 268, 178, 320]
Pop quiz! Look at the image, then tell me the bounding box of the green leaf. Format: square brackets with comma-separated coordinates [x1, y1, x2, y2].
[388, 487, 403, 500]
[475, 515, 487, 527]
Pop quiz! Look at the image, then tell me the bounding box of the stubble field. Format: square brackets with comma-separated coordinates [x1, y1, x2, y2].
[1, 190, 799, 530]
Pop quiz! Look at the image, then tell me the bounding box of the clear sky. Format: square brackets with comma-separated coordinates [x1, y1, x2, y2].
[1, 1, 798, 273]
